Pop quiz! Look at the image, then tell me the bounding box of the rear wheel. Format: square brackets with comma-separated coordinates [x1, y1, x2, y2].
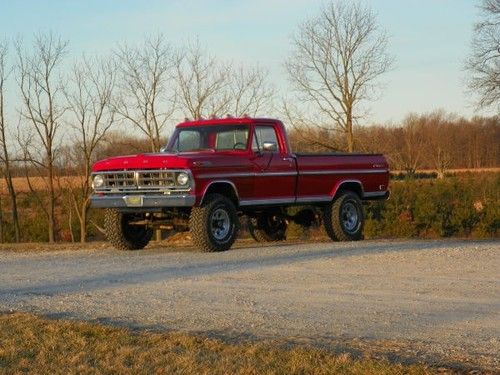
[248, 211, 287, 242]
[104, 209, 153, 250]
[323, 191, 364, 241]
[190, 194, 239, 252]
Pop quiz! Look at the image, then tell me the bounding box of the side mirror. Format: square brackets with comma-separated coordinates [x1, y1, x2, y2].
[262, 142, 277, 152]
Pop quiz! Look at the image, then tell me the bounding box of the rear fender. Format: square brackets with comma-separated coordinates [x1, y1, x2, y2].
[329, 180, 364, 200]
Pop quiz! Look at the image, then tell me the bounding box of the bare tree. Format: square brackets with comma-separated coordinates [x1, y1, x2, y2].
[286, 0, 392, 152]
[115, 34, 176, 152]
[283, 102, 344, 151]
[228, 65, 274, 116]
[176, 41, 275, 119]
[65, 56, 116, 242]
[0, 41, 20, 242]
[421, 112, 454, 178]
[466, 0, 500, 111]
[15, 33, 68, 243]
[175, 41, 231, 119]
[389, 115, 425, 174]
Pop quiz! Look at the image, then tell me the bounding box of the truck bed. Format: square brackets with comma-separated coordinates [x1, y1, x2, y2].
[294, 153, 389, 200]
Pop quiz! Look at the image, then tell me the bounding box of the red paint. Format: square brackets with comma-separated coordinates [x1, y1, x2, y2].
[92, 118, 389, 206]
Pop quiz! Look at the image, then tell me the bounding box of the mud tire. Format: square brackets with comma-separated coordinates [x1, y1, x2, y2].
[190, 194, 239, 252]
[323, 191, 364, 241]
[104, 208, 153, 250]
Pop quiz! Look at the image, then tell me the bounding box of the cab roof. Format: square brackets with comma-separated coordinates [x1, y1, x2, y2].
[176, 117, 281, 128]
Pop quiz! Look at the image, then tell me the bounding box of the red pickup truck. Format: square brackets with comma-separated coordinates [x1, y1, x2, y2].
[91, 117, 389, 252]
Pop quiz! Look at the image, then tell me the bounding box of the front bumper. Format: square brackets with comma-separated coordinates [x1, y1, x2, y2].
[90, 194, 196, 209]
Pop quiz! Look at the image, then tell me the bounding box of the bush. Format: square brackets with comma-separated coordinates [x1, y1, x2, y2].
[365, 174, 499, 239]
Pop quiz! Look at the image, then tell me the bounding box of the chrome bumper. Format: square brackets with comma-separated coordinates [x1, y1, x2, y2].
[90, 194, 196, 209]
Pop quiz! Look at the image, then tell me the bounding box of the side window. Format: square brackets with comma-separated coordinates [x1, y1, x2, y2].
[252, 126, 278, 152]
[215, 128, 249, 150]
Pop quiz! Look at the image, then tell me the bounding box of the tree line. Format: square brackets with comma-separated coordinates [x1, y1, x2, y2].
[0, 0, 497, 243]
[288, 111, 499, 175]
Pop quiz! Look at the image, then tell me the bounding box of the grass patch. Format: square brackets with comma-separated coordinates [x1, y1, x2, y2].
[0, 312, 436, 375]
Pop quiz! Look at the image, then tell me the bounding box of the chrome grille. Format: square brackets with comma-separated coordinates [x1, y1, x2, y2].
[137, 171, 176, 188]
[104, 172, 136, 188]
[93, 169, 191, 193]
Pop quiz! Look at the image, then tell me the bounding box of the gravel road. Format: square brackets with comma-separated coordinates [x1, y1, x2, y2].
[1, 239, 499, 370]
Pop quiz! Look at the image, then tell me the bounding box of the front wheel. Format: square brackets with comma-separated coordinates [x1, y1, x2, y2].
[190, 194, 239, 252]
[104, 209, 153, 250]
[323, 191, 364, 241]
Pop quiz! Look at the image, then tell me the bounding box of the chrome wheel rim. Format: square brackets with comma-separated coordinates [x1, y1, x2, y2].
[341, 201, 359, 233]
[211, 208, 230, 240]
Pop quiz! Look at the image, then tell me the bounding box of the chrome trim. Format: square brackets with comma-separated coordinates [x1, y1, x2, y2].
[90, 194, 195, 208]
[93, 188, 192, 194]
[239, 197, 296, 206]
[197, 171, 298, 179]
[300, 169, 388, 175]
[256, 171, 297, 177]
[197, 172, 253, 179]
[295, 195, 332, 203]
[201, 180, 240, 205]
[363, 191, 388, 198]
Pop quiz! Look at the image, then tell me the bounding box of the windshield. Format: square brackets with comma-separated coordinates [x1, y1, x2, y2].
[166, 125, 250, 152]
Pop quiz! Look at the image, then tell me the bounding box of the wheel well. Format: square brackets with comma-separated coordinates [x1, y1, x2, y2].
[202, 182, 239, 206]
[334, 181, 363, 199]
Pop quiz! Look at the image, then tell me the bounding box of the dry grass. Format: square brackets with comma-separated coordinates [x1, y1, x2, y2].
[0, 176, 86, 194]
[391, 168, 500, 174]
[0, 312, 437, 375]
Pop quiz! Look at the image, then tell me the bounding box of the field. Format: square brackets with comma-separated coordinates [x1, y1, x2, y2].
[0, 176, 85, 194]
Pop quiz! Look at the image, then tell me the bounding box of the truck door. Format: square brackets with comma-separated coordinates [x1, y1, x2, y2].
[249, 125, 297, 204]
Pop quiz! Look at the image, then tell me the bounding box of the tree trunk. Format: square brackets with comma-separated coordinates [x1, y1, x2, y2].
[346, 131, 354, 153]
[68, 201, 75, 242]
[4, 170, 20, 242]
[47, 159, 56, 243]
[346, 110, 354, 153]
[1, 127, 20, 241]
[0, 195, 3, 243]
[80, 205, 87, 243]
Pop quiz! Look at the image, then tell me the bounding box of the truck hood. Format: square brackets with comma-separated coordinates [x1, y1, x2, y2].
[91, 151, 246, 172]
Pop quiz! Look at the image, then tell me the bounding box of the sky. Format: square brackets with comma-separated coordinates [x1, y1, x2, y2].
[0, 0, 490, 125]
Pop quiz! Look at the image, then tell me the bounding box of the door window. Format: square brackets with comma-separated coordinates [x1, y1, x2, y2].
[216, 128, 249, 150]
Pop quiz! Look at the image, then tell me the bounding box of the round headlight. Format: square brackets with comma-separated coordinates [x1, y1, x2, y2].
[177, 172, 189, 185]
[93, 174, 105, 188]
